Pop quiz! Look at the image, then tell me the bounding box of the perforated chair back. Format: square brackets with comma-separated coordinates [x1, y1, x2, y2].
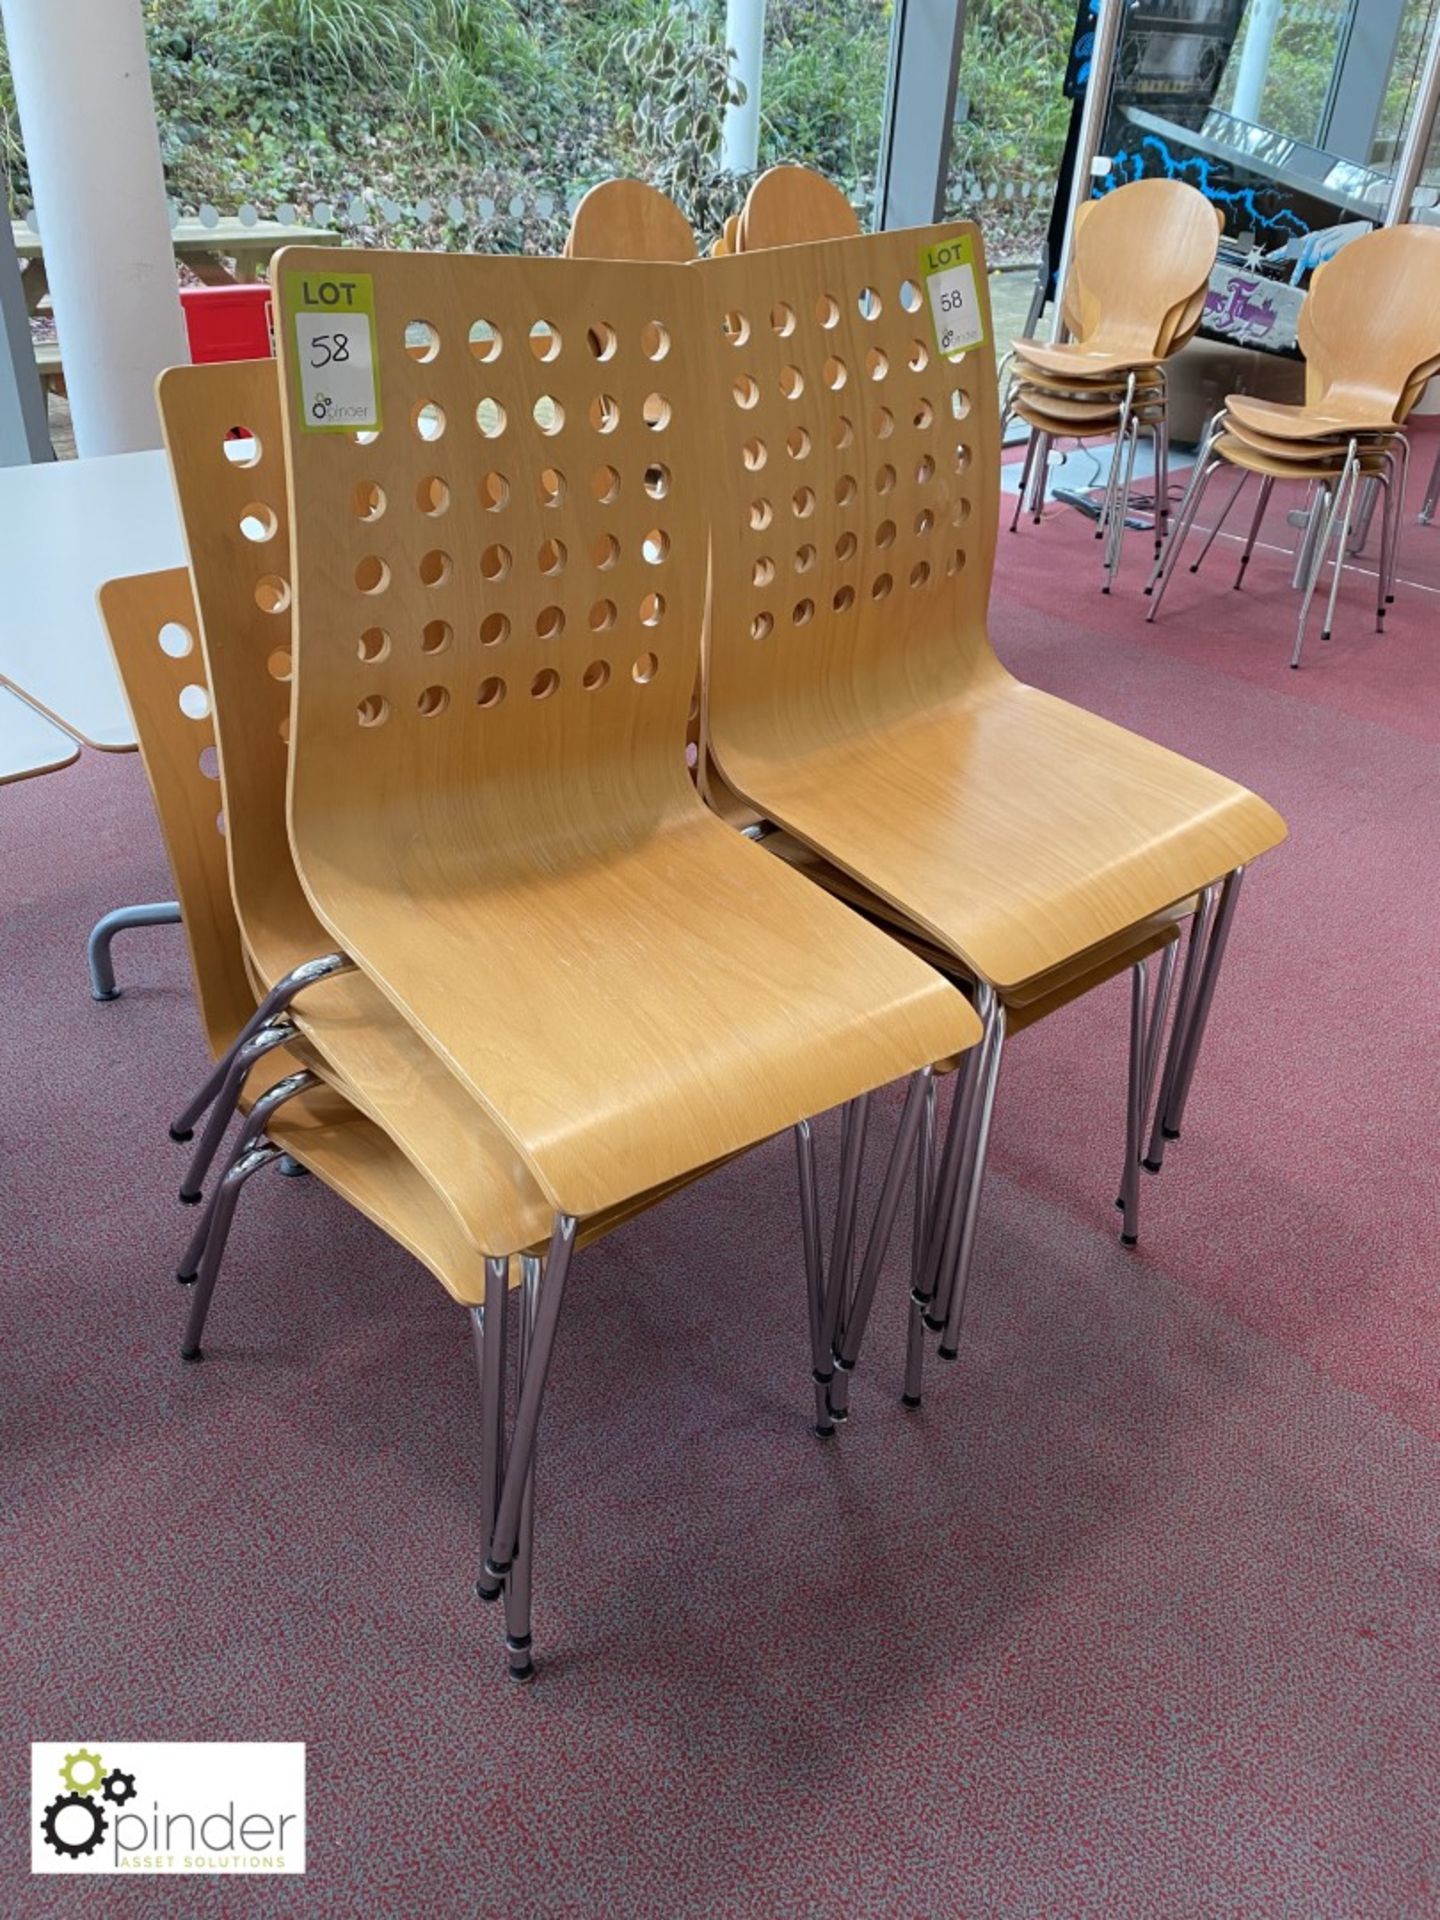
[157, 362, 311, 986]
[1297, 224, 1440, 419]
[98, 568, 254, 1057]
[738, 165, 862, 251]
[565, 179, 698, 262]
[700, 223, 1001, 764]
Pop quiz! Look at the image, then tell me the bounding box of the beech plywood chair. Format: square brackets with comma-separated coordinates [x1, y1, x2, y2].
[157, 358, 564, 1252]
[1148, 225, 1440, 664]
[738, 165, 861, 252]
[698, 222, 1286, 1373]
[272, 246, 980, 1625]
[1005, 181, 1221, 586]
[564, 179, 698, 264]
[102, 560, 947, 1682]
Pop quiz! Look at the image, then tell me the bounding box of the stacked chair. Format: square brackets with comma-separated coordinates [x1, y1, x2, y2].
[696, 218, 1286, 1397]
[568, 179, 1204, 1424]
[1004, 178, 1222, 590]
[1147, 222, 1440, 666]
[694, 176, 1261, 1404]
[114, 252, 984, 1680]
[734, 164, 861, 250]
[103, 191, 1288, 1688]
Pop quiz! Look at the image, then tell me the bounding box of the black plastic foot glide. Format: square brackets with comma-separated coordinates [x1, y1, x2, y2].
[813, 1419, 835, 1439]
[179, 1190, 202, 1207]
[1141, 1157, 1162, 1174]
[921, 1311, 946, 1334]
[277, 1155, 310, 1178]
[169, 1125, 194, 1144]
[181, 1345, 203, 1363]
[176, 1270, 196, 1287]
[1120, 1232, 1138, 1248]
[1162, 1125, 1181, 1142]
[937, 1343, 958, 1363]
[901, 1392, 922, 1410]
[507, 1657, 535, 1683]
[92, 987, 121, 1003]
[475, 1574, 503, 1603]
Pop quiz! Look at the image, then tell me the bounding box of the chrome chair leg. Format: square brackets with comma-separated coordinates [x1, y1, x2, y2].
[175, 1068, 318, 1280]
[180, 1141, 287, 1361]
[1144, 887, 1215, 1175]
[177, 1020, 297, 1205]
[1102, 415, 1141, 595]
[828, 1071, 931, 1421]
[472, 1257, 510, 1603]
[1029, 430, 1053, 522]
[937, 1001, 1007, 1363]
[1290, 477, 1339, 669]
[1114, 938, 1176, 1244]
[502, 1253, 542, 1682]
[1319, 451, 1364, 647]
[1186, 471, 1247, 579]
[169, 952, 355, 1142]
[1158, 869, 1246, 1148]
[917, 1027, 987, 1334]
[793, 1117, 833, 1436]
[1417, 437, 1439, 526]
[479, 1215, 578, 1640]
[1146, 456, 1223, 619]
[1233, 474, 1274, 590]
[1118, 962, 1148, 1246]
[901, 1074, 937, 1409]
[824, 1094, 872, 1394]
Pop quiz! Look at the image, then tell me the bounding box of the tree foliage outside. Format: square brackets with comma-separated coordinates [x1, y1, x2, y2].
[3, 0, 1415, 262]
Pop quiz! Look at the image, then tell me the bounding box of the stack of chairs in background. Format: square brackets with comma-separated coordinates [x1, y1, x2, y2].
[1003, 177, 1222, 591]
[1147, 222, 1440, 666]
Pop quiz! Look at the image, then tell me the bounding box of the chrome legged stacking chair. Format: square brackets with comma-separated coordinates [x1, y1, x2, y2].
[1004, 179, 1221, 590]
[267, 247, 980, 1665]
[1146, 225, 1440, 665]
[693, 220, 1286, 1402]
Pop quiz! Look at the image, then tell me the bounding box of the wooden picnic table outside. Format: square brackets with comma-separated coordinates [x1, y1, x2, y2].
[13, 214, 342, 315]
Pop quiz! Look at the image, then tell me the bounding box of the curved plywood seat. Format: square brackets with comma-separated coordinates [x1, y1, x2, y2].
[273, 248, 978, 1220]
[1211, 431, 1388, 482]
[158, 362, 558, 1259]
[698, 223, 1285, 991]
[1225, 227, 1440, 443]
[565, 179, 698, 263]
[1015, 178, 1219, 378]
[738, 165, 861, 252]
[97, 565, 529, 1300]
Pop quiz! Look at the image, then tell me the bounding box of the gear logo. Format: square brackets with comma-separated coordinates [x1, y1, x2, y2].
[40, 1748, 141, 1860]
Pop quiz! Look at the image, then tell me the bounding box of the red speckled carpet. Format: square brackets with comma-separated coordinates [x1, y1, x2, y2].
[3, 486, 1438, 1917]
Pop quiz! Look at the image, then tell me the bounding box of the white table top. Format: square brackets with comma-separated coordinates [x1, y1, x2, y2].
[0, 449, 184, 751]
[0, 685, 80, 784]
[13, 215, 340, 259]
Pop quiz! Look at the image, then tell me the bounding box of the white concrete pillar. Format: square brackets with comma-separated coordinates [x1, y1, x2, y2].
[1231, 0, 1283, 127]
[0, 0, 187, 456]
[722, 0, 767, 175]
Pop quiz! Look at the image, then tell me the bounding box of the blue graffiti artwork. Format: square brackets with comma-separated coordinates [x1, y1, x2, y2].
[1101, 136, 1311, 244]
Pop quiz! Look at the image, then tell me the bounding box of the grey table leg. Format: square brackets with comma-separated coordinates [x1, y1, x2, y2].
[87, 901, 181, 1000]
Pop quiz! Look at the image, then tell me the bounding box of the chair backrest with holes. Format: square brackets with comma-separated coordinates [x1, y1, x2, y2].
[698, 223, 1000, 761]
[738, 165, 862, 251]
[98, 568, 254, 1058]
[1297, 224, 1440, 417]
[273, 249, 705, 897]
[1069, 179, 1219, 357]
[157, 360, 310, 983]
[566, 180, 698, 263]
